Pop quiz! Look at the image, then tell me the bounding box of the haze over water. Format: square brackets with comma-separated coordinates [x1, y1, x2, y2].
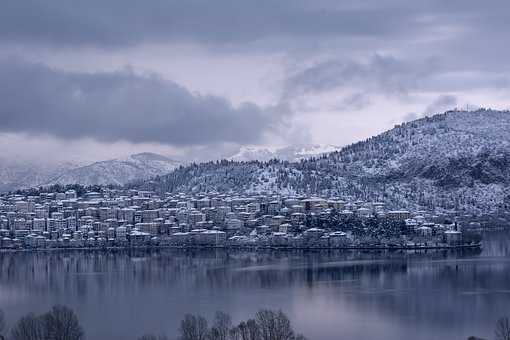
[1, 232, 509, 340]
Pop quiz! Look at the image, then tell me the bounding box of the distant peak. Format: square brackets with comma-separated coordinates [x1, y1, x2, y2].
[126, 152, 174, 162]
[228, 143, 342, 162]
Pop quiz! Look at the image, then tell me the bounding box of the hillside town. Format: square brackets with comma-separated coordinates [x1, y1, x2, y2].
[0, 188, 481, 251]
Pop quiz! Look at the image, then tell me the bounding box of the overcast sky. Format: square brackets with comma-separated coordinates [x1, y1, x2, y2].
[1, 0, 509, 163]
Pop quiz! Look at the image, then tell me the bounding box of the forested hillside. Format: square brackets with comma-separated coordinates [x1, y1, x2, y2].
[131, 109, 510, 214]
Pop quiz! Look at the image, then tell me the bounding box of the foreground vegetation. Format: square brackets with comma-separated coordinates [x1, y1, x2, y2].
[468, 316, 510, 340]
[0, 306, 83, 340]
[5, 304, 510, 340]
[0, 306, 307, 340]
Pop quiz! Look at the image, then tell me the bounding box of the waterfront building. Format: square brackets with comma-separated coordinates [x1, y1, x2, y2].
[0, 188, 473, 251]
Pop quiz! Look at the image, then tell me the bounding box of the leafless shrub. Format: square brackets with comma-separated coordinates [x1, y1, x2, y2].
[496, 317, 510, 340]
[0, 309, 6, 339]
[42, 305, 84, 340]
[138, 334, 168, 340]
[231, 319, 261, 340]
[209, 311, 232, 340]
[255, 310, 295, 340]
[10, 313, 45, 340]
[179, 314, 209, 340]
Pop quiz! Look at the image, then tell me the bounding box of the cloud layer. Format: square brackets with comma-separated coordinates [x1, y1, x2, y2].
[284, 55, 510, 100]
[1, 0, 510, 161]
[0, 58, 285, 146]
[0, 1, 422, 48]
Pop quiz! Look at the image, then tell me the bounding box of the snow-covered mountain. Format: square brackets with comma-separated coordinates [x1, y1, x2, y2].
[228, 146, 276, 162]
[0, 153, 181, 191]
[0, 144, 339, 191]
[228, 144, 341, 162]
[0, 159, 81, 192]
[132, 109, 510, 214]
[46, 153, 181, 186]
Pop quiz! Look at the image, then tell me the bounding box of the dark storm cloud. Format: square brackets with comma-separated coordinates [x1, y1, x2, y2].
[0, 58, 285, 146]
[2, 0, 510, 50]
[1, 0, 510, 147]
[2, 0, 510, 110]
[0, 0, 434, 47]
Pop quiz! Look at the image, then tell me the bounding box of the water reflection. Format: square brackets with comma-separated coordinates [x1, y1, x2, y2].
[0, 232, 508, 340]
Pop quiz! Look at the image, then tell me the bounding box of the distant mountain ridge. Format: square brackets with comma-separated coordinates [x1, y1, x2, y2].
[0, 160, 82, 192]
[132, 109, 510, 214]
[228, 144, 342, 162]
[0, 153, 181, 191]
[46, 153, 181, 186]
[0, 143, 341, 192]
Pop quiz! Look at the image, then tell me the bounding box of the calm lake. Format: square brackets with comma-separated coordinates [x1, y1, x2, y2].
[1, 231, 510, 340]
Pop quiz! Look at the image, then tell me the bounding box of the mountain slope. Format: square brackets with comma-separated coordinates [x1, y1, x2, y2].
[47, 153, 181, 186]
[228, 144, 341, 162]
[132, 109, 510, 213]
[0, 160, 81, 192]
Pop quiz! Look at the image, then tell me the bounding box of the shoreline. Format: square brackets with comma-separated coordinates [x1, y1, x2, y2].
[0, 242, 482, 254]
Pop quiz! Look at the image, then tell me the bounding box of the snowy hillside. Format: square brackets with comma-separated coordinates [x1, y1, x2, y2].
[46, 153, 181, 186]
[132, 109, 510, 214]
[228, 144, 341, 162]
[0, 153, 181, 191]
[228, 146, 276, 162]
[0, 160, 81, 192]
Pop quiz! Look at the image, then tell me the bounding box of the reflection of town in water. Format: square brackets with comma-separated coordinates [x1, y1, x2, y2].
[0, 231, 508, 340]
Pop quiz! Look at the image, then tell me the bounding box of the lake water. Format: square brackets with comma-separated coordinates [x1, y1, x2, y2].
[1, 232, 510, 340]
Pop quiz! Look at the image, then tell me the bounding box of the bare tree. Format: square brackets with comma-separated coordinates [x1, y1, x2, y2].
[209, 311, 232, 340]
[229, 327, 241, 340]
[0, 309, 6, 340]
[179, 314, 208, 340]
[496, 317, 510, 340]
[10, 313, 45, 340]
[255, 310, 275, 340]
[232, 319, 260, 340]
[138, 334, 168, 340]
[42, 305, 84, 340]
[230, 322, 245, 340]
[273, 311, 294, 340]
[255, 310, 294, 340]
[245, 319, 261, 340]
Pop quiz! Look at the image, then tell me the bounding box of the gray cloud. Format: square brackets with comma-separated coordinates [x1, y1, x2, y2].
[284, 54, 510, 105]
[424, 95, 458, 115]
[0, 58, 286, 146]
[339, 93, 371, 111]
[2, 0, 509, 56]
[283, 55, 440, 100]
[403, 95, 458, 123]
[402, 112, 420, 123]
[2, 0, 510, 155]
[0, 1, 442, 48]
